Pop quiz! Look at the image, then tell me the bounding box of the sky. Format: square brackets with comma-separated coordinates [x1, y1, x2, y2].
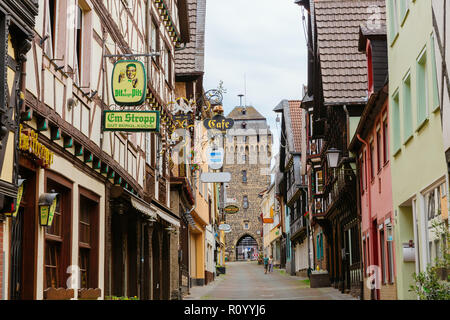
[203, 0, 308, 161]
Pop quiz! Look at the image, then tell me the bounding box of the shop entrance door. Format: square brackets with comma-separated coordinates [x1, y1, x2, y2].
[9, 209, 23, 300]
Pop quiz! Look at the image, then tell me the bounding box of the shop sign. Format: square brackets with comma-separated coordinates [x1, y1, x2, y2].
[103, 110, 160, 132]
[263, 218, 274, 224]
[203, 114, 234, 132]
[224, 205, 239, 214]
[19, 125, 54, 168]
[218, 223, 231, 231]
[112, 60, 147, 106]
[5, 179, 24, 218]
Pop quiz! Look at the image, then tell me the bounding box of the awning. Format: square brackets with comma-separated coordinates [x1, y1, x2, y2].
[130, 197, 157, 219]
[150, 199, 180, 227]
[156, 209, 180, 227]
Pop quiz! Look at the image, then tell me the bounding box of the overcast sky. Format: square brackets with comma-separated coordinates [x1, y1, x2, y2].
[203, 0, 308, 161]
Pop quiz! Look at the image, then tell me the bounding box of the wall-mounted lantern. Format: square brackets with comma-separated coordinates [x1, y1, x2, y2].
[38, 190, 58, 227]
[326, 148, 341, 168]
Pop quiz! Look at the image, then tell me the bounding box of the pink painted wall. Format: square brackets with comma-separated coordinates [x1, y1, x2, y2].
[357, 98, 396, 281]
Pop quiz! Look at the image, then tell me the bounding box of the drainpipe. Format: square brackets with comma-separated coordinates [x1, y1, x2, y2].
[356, 133, 373, 299]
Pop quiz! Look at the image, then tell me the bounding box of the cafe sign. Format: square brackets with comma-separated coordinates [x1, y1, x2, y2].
[19, 125, 54, 168]
[224, 205, 239, 214]
[112, 60, 147, 106]
[103, 110, 160, 132]
[203, 114, 234, 132]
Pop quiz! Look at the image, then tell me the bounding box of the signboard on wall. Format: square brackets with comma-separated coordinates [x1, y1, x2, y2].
[103, 111, 160, 132]
[112, 60, 147, 106]
[224, 205, 239, 214]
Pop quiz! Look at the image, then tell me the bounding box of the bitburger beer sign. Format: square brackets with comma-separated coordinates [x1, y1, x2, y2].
[103, 110, 160, 132]
[112, 60, 147, 106]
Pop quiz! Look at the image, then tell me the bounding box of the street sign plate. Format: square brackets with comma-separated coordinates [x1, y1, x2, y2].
[200, 172, 231, 183]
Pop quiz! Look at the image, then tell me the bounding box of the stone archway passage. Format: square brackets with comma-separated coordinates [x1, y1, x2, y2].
[235, 235, 259, 261]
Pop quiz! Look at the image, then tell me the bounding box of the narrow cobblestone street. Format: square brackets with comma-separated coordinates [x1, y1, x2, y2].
[184, 262, 357, 300]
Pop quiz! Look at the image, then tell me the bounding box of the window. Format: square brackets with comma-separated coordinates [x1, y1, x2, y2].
[392, 91, 401, 153]
[315, 170, 323, 193]
[360, 153, 365, 193]
[416, 49, 428, 127]
[150, 19, 159, 61]
[383, 115, 389, 164]
[399, 0, 410, 24]
[370, 141, 375, 180]
[376, 127, 382, 172]
[145, 133, 151, 164]
[45, 0, 58, 58]
[242, 170, 247, 183]
[430, 34, 440, 112]
[427, 189, 436, 221]
[163, 44, 170, 82]
[403, 73, 413, 141]
[244, 223, 249, 230]
[79, 191, 99, 289]
[380, 228, 386, 284]
[45, 176, 72, 289]
[243, 195, 249, 209]
[363, 237, 367, 276]
[386, 224, 395, 283]
[74, 5, 83, 85]
[387, 0, 399, 44]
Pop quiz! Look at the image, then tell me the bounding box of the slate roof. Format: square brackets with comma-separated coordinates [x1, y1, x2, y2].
[314, 0, 386, 105]
[175, 0, 206, 75]
[227, 106, 266, 121]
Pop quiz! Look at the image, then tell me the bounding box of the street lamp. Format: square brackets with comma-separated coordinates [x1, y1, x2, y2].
[38, 190, 58, 227]
[326, 148, 341, 168]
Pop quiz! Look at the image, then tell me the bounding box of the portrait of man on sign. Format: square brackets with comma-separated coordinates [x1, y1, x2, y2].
[112, 60, 146, 106]
[118, 63, 138, 88]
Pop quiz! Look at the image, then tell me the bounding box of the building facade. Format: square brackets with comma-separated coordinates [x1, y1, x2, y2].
[349, 21, 397, 300]
[386, 0, 448, 299]
[0, 0, 39, 300]
[223, 106, 271, 261]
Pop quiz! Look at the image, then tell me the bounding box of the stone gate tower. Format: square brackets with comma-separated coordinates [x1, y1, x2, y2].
[223, 106, 272, 261]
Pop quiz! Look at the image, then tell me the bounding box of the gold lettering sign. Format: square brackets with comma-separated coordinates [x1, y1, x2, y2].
[203, 115, 234, 132]
[19, 124, 54, 168]
[112, 60, 147, 106]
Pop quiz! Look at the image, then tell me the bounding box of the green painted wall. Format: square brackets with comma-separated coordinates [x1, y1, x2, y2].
[386, 0, 447, 299]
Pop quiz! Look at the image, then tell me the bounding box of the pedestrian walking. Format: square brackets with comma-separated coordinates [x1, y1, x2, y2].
[263, 254, 269, 274]
[268, 255, 273, 273]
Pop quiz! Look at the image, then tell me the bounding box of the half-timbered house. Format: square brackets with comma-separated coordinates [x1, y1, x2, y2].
[0, 0, 190, 300]
[0, 0, 39, 300]
[297, 0, 386, 298]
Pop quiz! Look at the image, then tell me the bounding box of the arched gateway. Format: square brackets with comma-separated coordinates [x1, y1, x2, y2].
[235, 235, 259, 261]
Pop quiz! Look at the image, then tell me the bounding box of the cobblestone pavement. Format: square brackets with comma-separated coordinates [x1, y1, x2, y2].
[184, 261, 358, 300]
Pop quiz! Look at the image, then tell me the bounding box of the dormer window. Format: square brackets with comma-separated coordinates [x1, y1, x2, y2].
[366, 40, 374, 96]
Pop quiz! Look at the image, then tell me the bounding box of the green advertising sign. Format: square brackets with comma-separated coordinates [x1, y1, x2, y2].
[103, 110, 160, 132]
